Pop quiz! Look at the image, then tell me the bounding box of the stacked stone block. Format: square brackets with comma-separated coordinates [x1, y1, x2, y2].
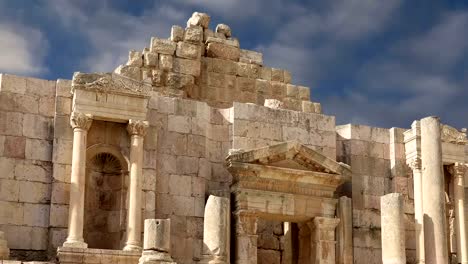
[256, 219, 284, 264]
[0, 74, 56, 259]
[336, 124, 416, 263]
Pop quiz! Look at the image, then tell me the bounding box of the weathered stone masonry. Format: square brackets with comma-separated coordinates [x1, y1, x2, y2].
[1, 11, 468, 264]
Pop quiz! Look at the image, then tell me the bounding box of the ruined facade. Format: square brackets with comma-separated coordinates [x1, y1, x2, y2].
[0, 11, 467, 264]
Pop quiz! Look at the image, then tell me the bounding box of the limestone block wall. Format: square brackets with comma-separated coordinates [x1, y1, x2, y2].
[113, 12, 320, 114]
[336, 124, 416, 264]
[231, 102, 336, 159]
[0, 74, 56, 260]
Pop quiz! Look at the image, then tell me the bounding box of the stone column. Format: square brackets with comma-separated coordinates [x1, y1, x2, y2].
[234, 212, 258, 264]
[200, 195, 230, 264]
[381, 193, 406, 264]
[124, 119, 149, 251]
[410, 157, 425, 264]
[308, 217, 340, 264]
[282, 222, 293, 264]
[139, 219, 175, 264]
[336, 196, 353, 264]
[420, 116, 448, 264]
[452, 163, 468, 264]
[63, 112, 92, 248]
[0, 231, 9, 259]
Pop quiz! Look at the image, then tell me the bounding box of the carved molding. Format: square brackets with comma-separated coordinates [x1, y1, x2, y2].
[409, 157, 422, 171]
[451, 162, 467, 178]
[127, 119, 149, 136]
[441, 124, 468, 145]
[72, 72, 151, 97]
[70, 112, 93, 130]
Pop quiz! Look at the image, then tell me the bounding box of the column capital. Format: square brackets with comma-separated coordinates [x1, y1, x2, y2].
[233, 211, 258, 235]
[409, 157, 422, 171]
[70, 112, 93, 130]
[127, 119, 149, 137]
[450, 162, 467, 178]
[309, 217, 340, 231]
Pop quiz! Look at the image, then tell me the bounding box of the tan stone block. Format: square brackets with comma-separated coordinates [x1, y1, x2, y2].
[52, 139, 73, 164]
[19, 181, 50, 203]
[187, 134, 205, 158]
[206, 42, 240, 61]
[206, 36, 239, 47]
[184, 26, 203, 43]
[198, 158, 211, 180]
[173, 58, 201, 76]
[286, 84, 299, 98]
[167, 72, 194, 89]
[172, 195, 195, 216]
[0, 93, 38, 114]
[49, 204, 68, 227]
[25, 77, 55, 97]
[126, 50, 142, 66]
[169, 174, 192, 196]
[0, 74, 26, 94]
[0, 179, 19, 202]
[297, 86, 310, 100]
[0, 157, 15, 179]
[176, 156, 198, 175]
[25, 139, 52, 161]
[0, 201, 23, 225]
[6, 226, 48, 250]
[237, 77, 255, 92]
[23, 203, 49, 227]
[23, 114, 51, 140]
[176, 42, 200, 59]
[283, 70, 292, 84]
[53, 115, 73, 140]
[14, 160, 50, 183]
[145, 191, 156, 211]
[39, 97, 55, 117]
[271, 81, 286, 98]
[191, 176, 205, 197]
[237, 62, 260, 79]
[239, 49, 263, 65]
[49, 228, 67, 249]
[271, 68, 284, 82]
[55, 96, 72, 115]
[158, 131, 187, 156]
[143, 168, 156, 191]
[56, 79, 72, 98]
[114, 65, 141, 81]
[50, 182, 69, 204]
[168, 115, 190, 134]
[171, 25, 185, 42]
[144, 51, 158, 67]
[150, 37, 176, 55]
[0, 111, 22, 136]
[211, 58, 237, 74]
[3, 136, 25, 158]
[187, 12, 210, 29]
[144, 149, 157, 169]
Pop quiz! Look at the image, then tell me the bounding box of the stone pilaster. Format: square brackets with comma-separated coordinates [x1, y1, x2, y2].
[234, 212, 258, 264]
[381, 193, 406, 264]
[420, 116, 448, 264]
[451, 163, 468, 264]
[200, 195, 230, 264]
[336, 196, 353, 264]
[63, 112, 93, 248]
[124, 119, 149, 251]
[308, 217, 340, 264]
[409, 157, 425, 264]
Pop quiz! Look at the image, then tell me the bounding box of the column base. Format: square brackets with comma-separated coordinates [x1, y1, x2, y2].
[123, 244, 142, 251]
[139, 251, 175, 264]
[199, 255, 228, 264]
[63, 239, 88, 248]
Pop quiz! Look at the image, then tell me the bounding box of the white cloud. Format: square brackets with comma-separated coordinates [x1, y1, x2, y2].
[0, 23, 48, 76]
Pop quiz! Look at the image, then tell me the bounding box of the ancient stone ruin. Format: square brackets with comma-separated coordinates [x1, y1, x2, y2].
[0, 11, 467, 264]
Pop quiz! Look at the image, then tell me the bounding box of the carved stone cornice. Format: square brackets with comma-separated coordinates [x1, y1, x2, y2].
[127, 119, 149, 137]
[409, 157, 422, 171]
[70, 112, 93, 130]
[441, 124, 468, 145]
[72, 72, 151, 98]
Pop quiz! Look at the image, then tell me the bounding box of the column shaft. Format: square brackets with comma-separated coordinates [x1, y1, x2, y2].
[63, 112, 92, 248]
[308, 217, 340, 264]
[421, 116, 448, 264]
[336, 196, 353, 264]
[453, 163, 468, 264]
[381, 193, 406, 264]
[410, 157, 425, 264]
[234, 212, 258, 264]
[124, 120, 148, 251]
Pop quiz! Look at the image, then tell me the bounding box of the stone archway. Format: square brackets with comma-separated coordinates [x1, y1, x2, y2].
[84, 144, 129, 249]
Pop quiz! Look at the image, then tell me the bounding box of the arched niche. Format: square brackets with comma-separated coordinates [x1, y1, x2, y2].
[84, 144, 129, 249]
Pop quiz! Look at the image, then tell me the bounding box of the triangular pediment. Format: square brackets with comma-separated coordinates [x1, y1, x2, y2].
[227, 141, 351, 176]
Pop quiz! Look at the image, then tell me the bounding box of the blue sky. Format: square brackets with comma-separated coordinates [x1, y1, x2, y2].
[1, 0, 468, 129]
